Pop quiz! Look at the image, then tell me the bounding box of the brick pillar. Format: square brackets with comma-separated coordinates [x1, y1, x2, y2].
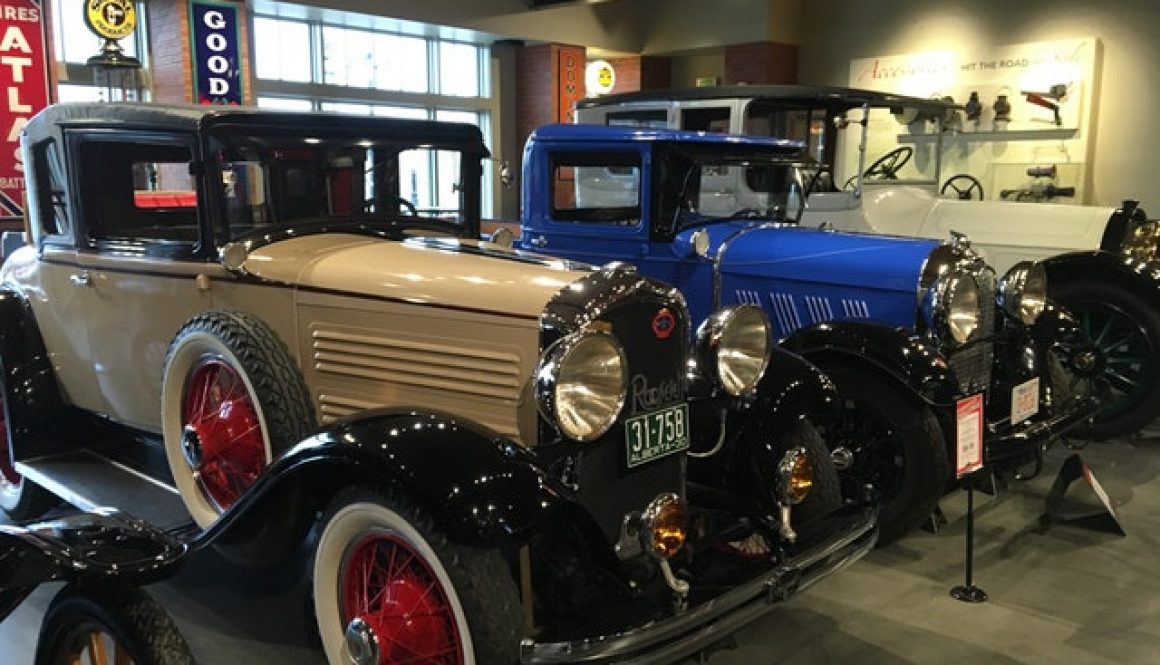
[147, 0, 254, 105]
[723, 41, 798, 85]
[515, 43, 585, 179]
[605, 56, 672, 95]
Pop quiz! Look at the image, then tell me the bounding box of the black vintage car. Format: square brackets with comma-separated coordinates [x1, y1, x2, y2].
[0, 103, 876, 664]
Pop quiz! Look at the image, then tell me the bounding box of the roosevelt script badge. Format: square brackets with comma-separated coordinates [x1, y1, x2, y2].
[632, 375, 685, 413]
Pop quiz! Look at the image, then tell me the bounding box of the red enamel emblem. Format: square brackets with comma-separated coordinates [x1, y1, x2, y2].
[652, 308, 676, 340]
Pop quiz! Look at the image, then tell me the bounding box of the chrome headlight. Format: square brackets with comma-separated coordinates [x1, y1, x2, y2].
[536, 331, 628, 442]
[924, 273, 981, 345]
[695, 305, 771, 396]
[998, 261, 1047, 325]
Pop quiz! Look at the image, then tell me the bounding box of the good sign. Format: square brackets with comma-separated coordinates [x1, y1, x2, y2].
[190, 1, 242, 105]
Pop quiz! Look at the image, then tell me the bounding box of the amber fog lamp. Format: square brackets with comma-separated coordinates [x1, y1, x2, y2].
[640, 493, 688, 558]
[778, 447, 814, 505]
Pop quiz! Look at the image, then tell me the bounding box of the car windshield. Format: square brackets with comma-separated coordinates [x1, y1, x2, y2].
[206, 128, 481, 240]
[655, 147, 801, 228]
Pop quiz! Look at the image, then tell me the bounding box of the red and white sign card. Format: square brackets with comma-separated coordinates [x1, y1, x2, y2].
[956, 393, 984, 478]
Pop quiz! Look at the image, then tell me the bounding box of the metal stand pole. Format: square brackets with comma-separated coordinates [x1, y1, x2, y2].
[950, 474, 987, 603]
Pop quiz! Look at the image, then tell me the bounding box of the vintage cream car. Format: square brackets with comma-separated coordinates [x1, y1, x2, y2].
[0, 103, 875, 665]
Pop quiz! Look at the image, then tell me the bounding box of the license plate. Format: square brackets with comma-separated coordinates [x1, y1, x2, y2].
[1011, 377, 1040, 425]
[625, 404, 690, 468]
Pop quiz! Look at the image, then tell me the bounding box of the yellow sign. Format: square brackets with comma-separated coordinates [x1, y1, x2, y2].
[85, 0, 137, 41]
[585, 59, 616, 96]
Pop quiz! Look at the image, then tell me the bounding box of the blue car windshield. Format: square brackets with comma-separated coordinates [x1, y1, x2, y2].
[660, 151, 800, 227]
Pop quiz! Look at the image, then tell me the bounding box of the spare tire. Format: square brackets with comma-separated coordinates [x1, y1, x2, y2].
[162, 310, 316, 563]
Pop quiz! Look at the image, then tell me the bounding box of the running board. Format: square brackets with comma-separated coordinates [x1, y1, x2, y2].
[18, 450, 195, 534]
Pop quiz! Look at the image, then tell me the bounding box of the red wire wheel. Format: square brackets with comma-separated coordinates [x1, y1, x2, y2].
[182, 358, 266, 511]
[341, 533, 465, 664]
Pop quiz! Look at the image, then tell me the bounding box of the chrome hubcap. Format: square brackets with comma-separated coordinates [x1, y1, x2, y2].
[344, 617, 380, 665]
[181, 425, 203, 468]
[831, 446, 855, 472]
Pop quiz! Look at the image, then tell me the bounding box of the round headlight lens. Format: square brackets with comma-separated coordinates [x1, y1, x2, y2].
[549, 332, 627, 442]
[1001, 262, 1047, 325]
[716, 306, 772, 396]
[946, 276, 981, 344]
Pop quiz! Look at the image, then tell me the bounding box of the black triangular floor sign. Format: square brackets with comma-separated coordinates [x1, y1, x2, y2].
[1039, 453, 1126, 537]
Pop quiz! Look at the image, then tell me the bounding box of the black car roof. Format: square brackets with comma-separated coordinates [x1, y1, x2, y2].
[24, 102, 490, 152]
[576, 84, 959, 114]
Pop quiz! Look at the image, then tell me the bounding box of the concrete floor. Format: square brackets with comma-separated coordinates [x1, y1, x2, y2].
[4, 434, 1160, 664]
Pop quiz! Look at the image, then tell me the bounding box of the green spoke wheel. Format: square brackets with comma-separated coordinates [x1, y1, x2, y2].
[1053, 281, 1160, 438]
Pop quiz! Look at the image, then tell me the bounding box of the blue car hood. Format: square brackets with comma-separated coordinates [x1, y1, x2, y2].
[706, 223, 940, 293]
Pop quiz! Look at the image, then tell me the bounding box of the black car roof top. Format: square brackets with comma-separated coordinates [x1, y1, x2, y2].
[576, 84, 959, 113]
[24, 102, 489, 151]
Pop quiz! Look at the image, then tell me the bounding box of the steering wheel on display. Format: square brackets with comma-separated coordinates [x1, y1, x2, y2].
[940, 174, 985, 201]
[841, 146, 916, 190]
[863, 146, 913, 180]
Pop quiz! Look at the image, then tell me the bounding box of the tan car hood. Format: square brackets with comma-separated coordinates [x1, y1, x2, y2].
[242, 233, 591, 320]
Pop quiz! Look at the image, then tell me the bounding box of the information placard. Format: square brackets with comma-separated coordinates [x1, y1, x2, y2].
[955, 393, 984, 478]
[1011, 376, 1040, 425]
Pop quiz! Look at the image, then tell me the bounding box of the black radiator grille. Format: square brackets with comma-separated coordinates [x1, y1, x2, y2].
[949, 270, 995, 396]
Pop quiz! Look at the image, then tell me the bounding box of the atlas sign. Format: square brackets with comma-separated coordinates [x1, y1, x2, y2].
[190, 1, 243, 105]
[0, 0, 48, 220]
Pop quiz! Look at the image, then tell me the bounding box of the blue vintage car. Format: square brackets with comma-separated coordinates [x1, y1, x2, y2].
[515, 123, 1103, 543]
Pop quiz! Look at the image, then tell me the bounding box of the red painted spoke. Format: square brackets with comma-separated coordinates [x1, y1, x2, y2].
[342, 535, 463, 665]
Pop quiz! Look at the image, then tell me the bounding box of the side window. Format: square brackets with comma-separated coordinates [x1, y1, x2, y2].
[681, 107, 730, 133]
[551, 151, 641, 225]
[32, 139, 69, 238]
[607, 110, 668, 128]
[77, 137, 199, 243]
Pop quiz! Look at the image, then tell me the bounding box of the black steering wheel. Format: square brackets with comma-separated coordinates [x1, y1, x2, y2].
[940, 174, 985, 201]
[863, 146, 913, 180]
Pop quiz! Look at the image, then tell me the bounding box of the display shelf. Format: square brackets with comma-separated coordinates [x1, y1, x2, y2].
[897, 127, 1078, 143]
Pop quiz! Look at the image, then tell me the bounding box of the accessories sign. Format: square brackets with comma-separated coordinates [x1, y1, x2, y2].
[0, 0, 49, 220]
[189, 1, 243, 105]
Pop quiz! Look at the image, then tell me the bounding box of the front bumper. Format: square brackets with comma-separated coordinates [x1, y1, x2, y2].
[519, 501, 878, 664]
[984, 391, 1103, 463]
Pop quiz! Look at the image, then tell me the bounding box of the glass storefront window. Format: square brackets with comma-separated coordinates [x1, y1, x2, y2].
[322, 27, 427, 93]
[257, 97, 314, 111]
[439, 42, 480, 97]
[253, 18, 311, 82]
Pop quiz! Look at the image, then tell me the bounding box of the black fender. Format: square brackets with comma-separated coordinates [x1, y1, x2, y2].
[197, 409, 610, 557]
[779, 320, 958, 407]
[0, 511, 185, 622]
[1043, 250, 1160, 308]
[0, 289, 72, 461]
[688, 346, 837, 510]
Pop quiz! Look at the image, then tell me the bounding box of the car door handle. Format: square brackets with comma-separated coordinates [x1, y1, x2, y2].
[529, 235, 548, 248]
[69, 271, 91, 287]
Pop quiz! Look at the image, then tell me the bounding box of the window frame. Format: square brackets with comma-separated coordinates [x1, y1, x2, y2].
[67, 129, 207, 260]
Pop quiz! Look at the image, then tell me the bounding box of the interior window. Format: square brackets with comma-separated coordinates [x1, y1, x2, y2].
[607, 110, 668, 128]
[33, 139, 69, 237]
[681, 107, 731, 133]
[79, 139, 199, 243]
[551, 151, 641, 225]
